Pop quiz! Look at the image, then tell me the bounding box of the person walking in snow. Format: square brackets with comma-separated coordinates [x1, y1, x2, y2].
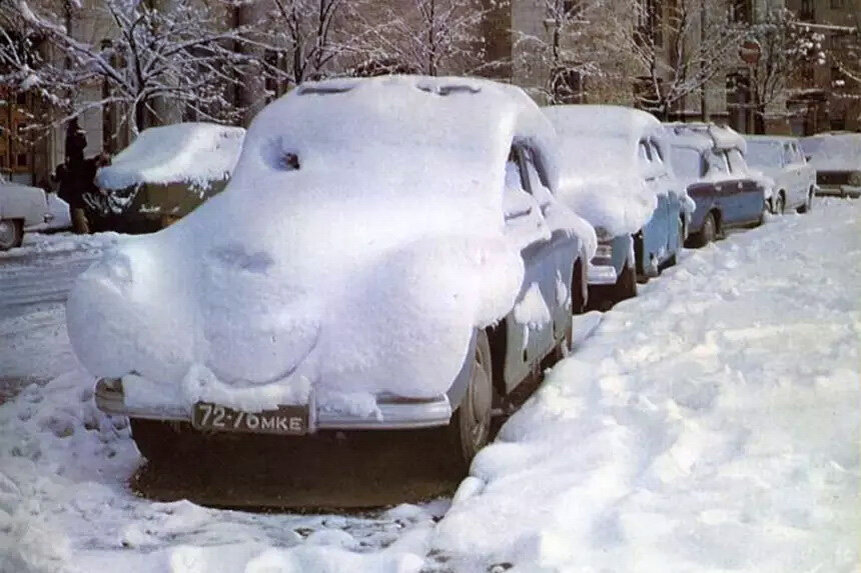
[55, 119, 91, 234]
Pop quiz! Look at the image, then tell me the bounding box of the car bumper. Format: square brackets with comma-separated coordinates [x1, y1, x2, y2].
[94, 377, 453, 432]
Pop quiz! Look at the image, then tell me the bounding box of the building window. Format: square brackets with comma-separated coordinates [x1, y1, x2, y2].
[800, 0, 814, 20]
[728, 0, 751, 23]
[17, 153, 27, 167]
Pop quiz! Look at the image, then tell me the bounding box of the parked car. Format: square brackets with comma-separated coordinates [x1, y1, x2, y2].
[92, 122, 245, 233]
[799, 132, 861, 198]
[543, 105, 690, 305]
[67, 76, 594, 471]
[663, 123, 768, 247]
[744, 135, 816, 214]
[0, 173, 71, 250]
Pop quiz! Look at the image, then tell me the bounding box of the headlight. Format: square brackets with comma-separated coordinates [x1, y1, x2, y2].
[849, 171, 861, 186]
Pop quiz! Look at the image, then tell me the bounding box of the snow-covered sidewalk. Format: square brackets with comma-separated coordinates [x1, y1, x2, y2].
[436, 199, 860, 571]
[0, 199, 858, 572]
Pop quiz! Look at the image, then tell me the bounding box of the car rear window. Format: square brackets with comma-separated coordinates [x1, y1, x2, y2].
[670, 146, 703, 179]
[746, 141, 782, 167]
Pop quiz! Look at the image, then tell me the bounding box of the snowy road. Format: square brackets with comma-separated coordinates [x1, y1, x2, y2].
[0, 200, 859, 572]
[0, 233, 123, 402]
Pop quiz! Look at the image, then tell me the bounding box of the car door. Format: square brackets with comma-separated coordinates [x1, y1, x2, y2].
[637, 139, 668, 274]
[704, 149, 736, 223]
[499, 145, 563, 393]
[650, 138, 682, 258]
[726, 148, 763, 224]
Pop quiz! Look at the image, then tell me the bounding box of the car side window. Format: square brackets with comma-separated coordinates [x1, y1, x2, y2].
[727, 149, 746, 174]
[706, 150, 729, 176]
[650, 140, 664, 162]
[638, 140, 652, 163]
[503, 145, 550, 247]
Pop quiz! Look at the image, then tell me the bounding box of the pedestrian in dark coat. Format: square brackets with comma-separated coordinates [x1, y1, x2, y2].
[56, 119, 91, 234]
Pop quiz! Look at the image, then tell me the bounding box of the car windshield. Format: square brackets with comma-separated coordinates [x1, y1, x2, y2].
[670, 146, 702, 179]
[746, 141, 782, 167]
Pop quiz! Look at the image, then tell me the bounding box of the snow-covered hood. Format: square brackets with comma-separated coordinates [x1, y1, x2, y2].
[96, 123, 246, 191]
[67, 76, 585, 413]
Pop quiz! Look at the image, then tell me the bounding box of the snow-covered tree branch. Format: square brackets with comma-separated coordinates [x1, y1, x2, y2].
[631, 0, 743, 120]
[0, 0, 258, 136]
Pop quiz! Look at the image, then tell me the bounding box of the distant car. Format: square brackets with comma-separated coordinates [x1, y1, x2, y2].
[68, 76, 594, 472]
[663, 123, 768, 247]
[544, 105, 690, 305]
[0, 173, 71, 250]
[799, 132, 861, 198]
[93, 122, 246, 233]
[744, 136, 816, 214]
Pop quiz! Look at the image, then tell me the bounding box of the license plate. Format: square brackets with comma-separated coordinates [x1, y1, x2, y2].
[192, 402, 309, 435]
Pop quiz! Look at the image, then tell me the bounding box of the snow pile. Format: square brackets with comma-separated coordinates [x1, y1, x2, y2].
[95, 123, 246, 191]
[67, 76, 588, 413]
[544, 105, 681, 237]
[800, 133, 861, 172]
[433, 198, 861, 572]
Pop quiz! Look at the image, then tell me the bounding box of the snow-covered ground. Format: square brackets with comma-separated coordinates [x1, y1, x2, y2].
[0, 199, 858, 572]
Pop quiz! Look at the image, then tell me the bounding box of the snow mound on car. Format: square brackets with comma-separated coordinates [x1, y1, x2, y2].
[67, 76, 587, 412]
[800, 133, 861, 172]
[544, 105, 686, 236]
[96, 123, 246, 191]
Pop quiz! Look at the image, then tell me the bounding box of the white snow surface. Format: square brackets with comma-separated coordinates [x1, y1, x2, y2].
[543, 105, 679, 236]
[67, 76, 589, 413]
[95, 123, 246, 191]
[0, 199, 859, 572]
[800, 133, 861, 172]
[434, 198, 861, 572]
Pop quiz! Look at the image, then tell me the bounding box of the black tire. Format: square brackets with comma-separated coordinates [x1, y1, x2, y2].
[773, 192, 786, 215]
[0, 219, 23, 251]
[689, 211, 717, 248]
[445, 331, 494, 471]
[614, 256, 638, 300]
[797, 190, 813, 214]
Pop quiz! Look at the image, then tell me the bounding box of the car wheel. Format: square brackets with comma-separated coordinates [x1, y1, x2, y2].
[690, 211, 717, 248]
[615, 256, 638, 300]
[0, 219, 23, 251]
[446, 330, 494, 471]
[797, 190, 813, 214]
[774, 192, 786, 215]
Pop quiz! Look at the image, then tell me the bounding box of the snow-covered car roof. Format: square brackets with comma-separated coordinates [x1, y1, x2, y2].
[663, 122, 747, 153]
[542, 105, 676, 236]
[799, 132, 861, 172]
[96, 122, 246, 191]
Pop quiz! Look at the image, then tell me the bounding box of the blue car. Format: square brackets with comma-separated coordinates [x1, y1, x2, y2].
[544, 105, 690, 305]
[663, 123, 768, 247]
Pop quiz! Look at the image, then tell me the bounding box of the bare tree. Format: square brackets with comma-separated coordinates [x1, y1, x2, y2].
[350, 0, 489, 77]
[513, 0, 637, 104]
[631, 0, 743, 120]
[0, 0, 256, 136]
[745, 8, 825, 133]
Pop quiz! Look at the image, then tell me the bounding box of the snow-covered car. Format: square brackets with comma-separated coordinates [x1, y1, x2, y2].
[744, 135, 816, 214]
[0, 173, 71, 250]
[663, 123, 768, 247]
[93, 122, 245, 232]
[799, 132, 861, 198]
[67, 76, 595, 470]
[543, 105, 691, 305]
